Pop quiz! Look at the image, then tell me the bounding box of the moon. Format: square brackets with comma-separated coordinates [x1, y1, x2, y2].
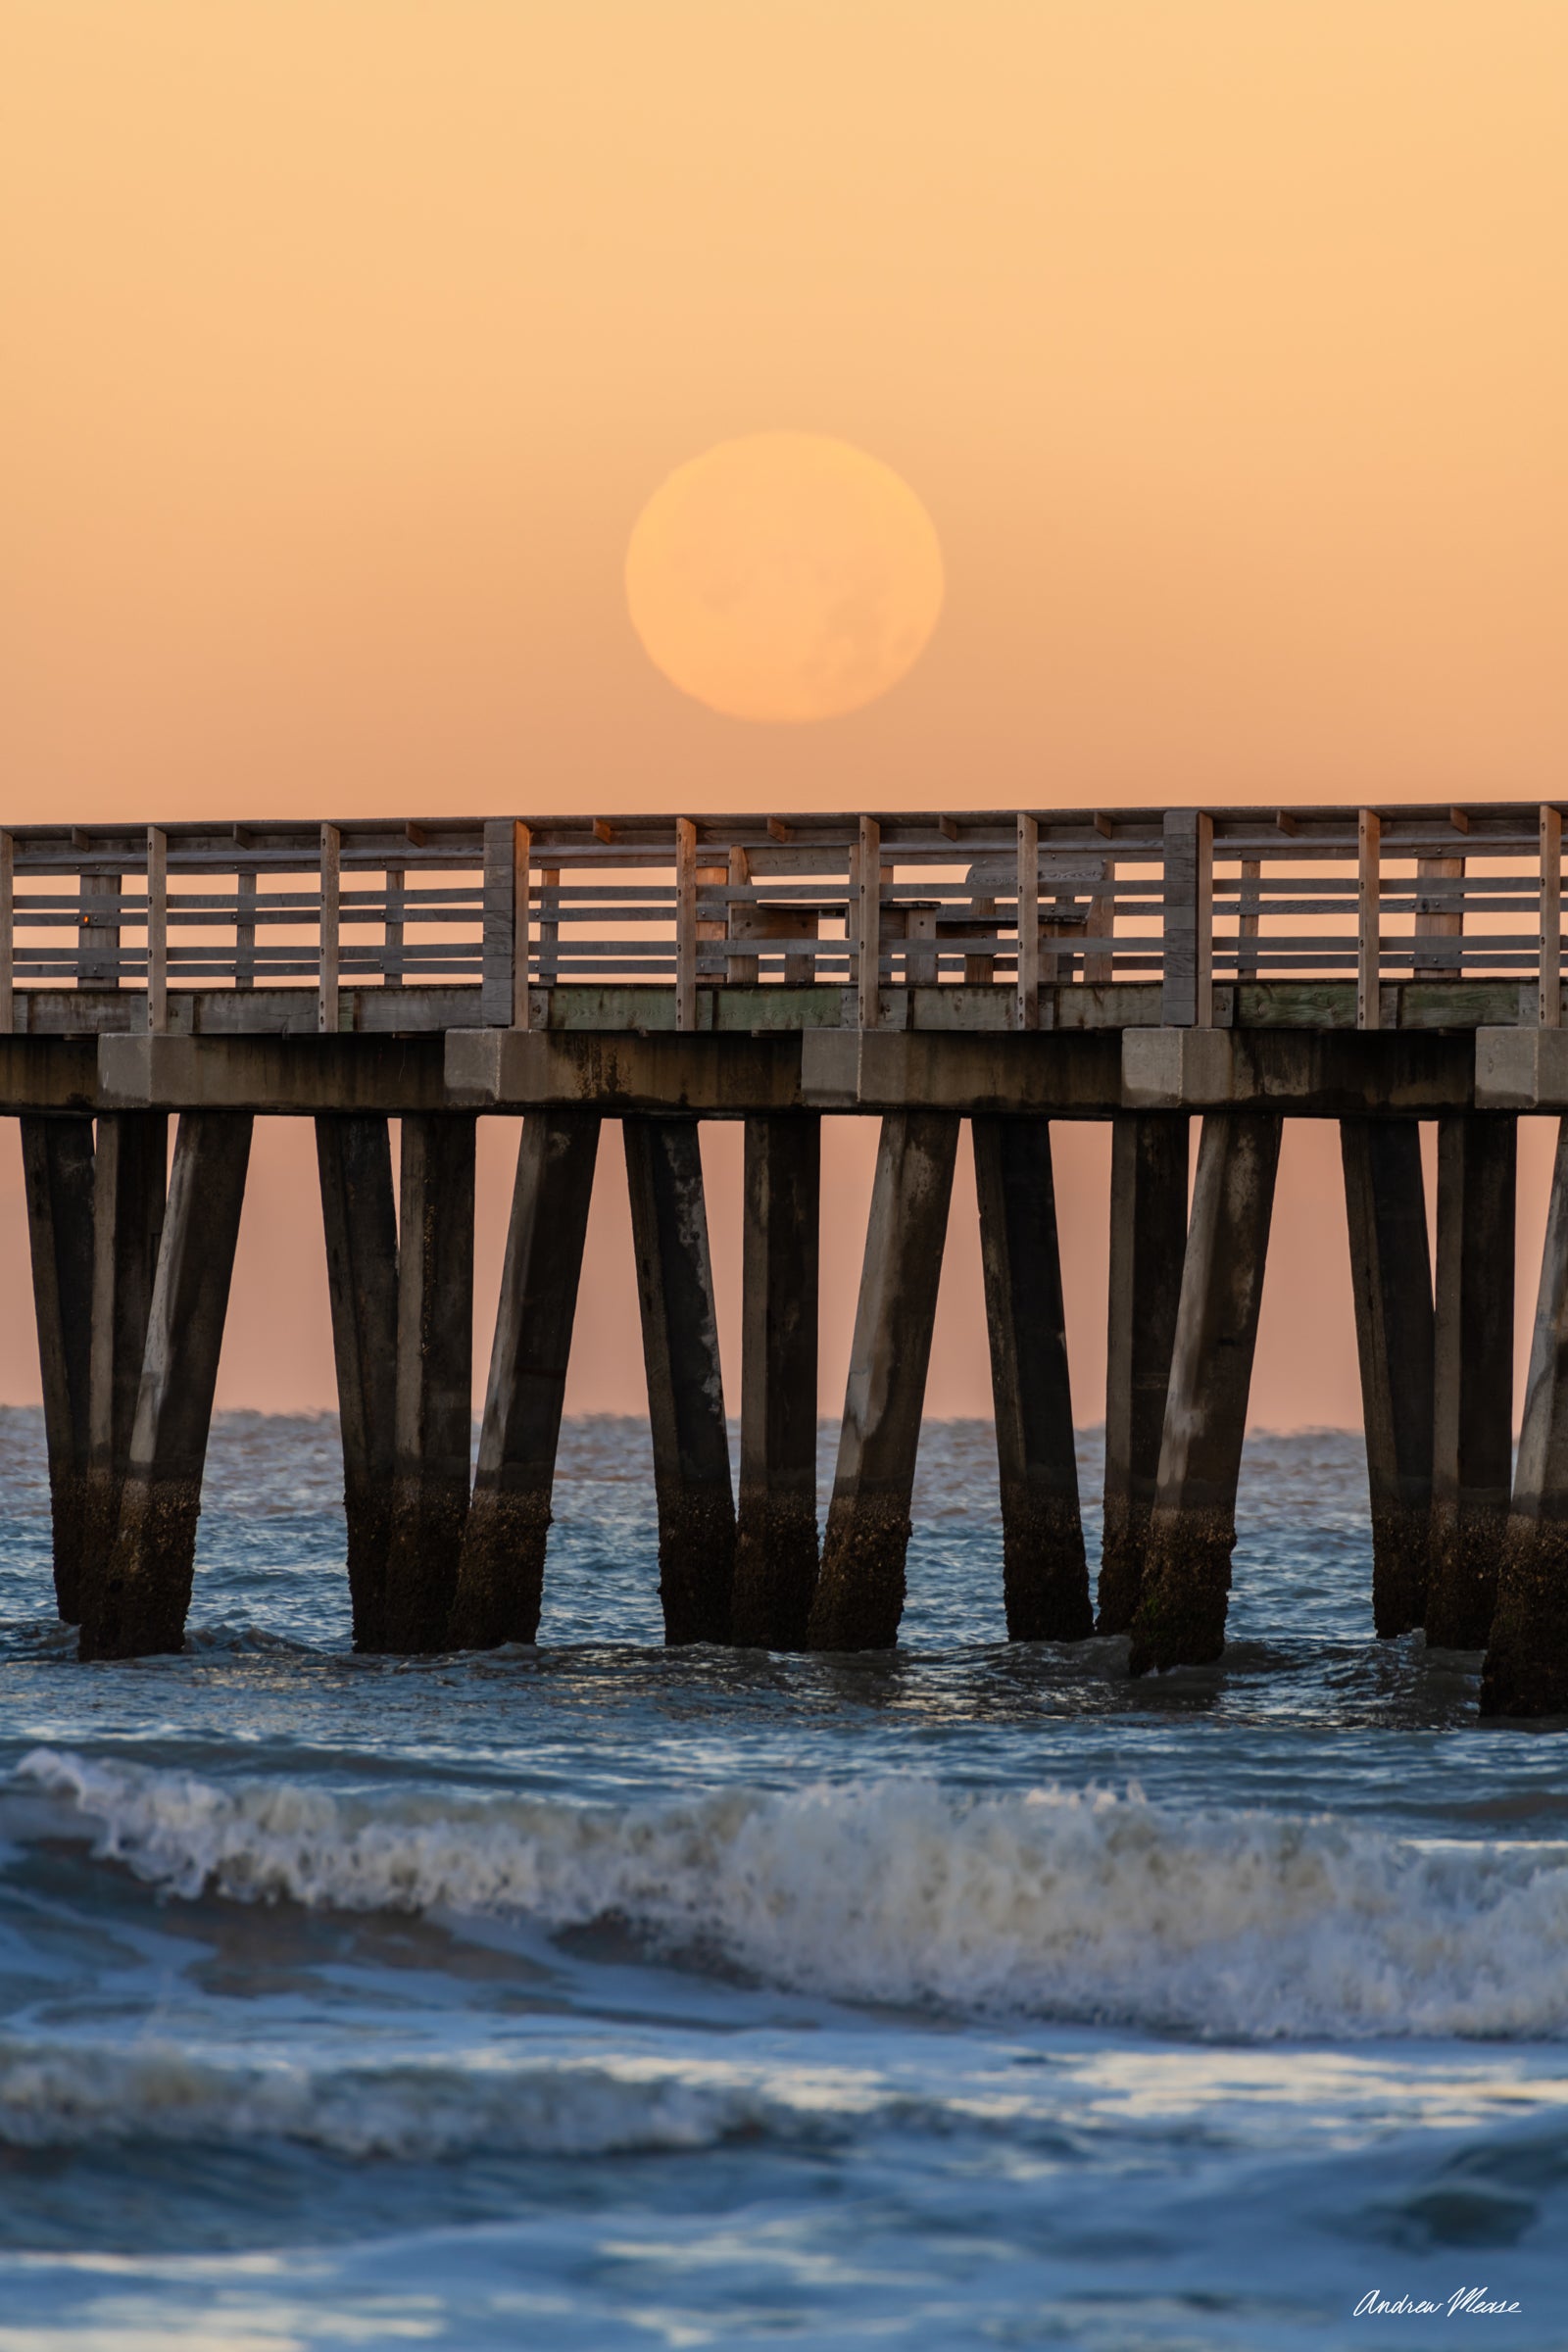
[625, 432, 944, 723]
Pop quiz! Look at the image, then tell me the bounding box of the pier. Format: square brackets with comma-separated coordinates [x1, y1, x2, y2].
[6, 802, 1568, 1716]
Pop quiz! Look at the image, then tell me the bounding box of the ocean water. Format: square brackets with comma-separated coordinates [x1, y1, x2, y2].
[1, 1408, 1566, 2351]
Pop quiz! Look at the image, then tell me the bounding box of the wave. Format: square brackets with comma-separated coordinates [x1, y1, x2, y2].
[19, 1749, 1568, 2041]
[0, 2040, 785, 2158]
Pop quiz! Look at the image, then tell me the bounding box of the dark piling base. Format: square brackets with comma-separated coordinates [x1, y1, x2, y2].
[657, 1488, 737, 1646]
[1096, 1496, 1150, 1635]
[807, 1495, 910, 1651]
[730, 1495, 818, 1650]
[1481, 1519, 1568, 1717]
[1126, 1508, 1234, 1675]
[344, 1481, 395, 1654]
[1002, 1488, 1095, 1642]
[79, 1476, 201, 1660]
[1425, 1505, 1505, 1650]
[49, 1469, 92, 1628]
[448, 1486, 553, 1649]
[381, 1477, 470, 1654]
[1370, 1505, 1430, 1639]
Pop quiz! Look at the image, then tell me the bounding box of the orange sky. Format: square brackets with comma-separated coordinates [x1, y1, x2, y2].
[3, 2, 1565, 1428]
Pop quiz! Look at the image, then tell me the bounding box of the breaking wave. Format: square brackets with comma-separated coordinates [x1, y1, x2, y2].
[20, 1749, 1568, 2041]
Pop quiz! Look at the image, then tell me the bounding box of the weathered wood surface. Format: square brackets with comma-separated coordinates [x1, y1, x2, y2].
[1340, 1118, 1434, 1636]
[316, 1115, 400, 1651]
[1099, 1111, 1189, 1633]
[731, 1114, 821, 1650]
[81, 1112, 168, 1622]
[1427, 1114, 1516, 1649]
[381, 1115, 477, 1653]
[808, 1111, 959, 1650]
[21, 1116, 97, 1622]
[79, 1111, 253, 1659]
[972, 1115, 1091, 1641]
[450, 1112, 601, 1648]
[1484, 1115, 1568, 1715]
[1129, 1111, 1282, 1675]
[623, 1116, 736, 1643]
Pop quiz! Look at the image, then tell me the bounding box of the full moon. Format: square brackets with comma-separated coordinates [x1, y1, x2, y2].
[624, 432, 944, 723]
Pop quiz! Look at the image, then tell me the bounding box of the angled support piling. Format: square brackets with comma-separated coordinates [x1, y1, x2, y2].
[316, 1116, 400, 1651]
[1129, 1110, 1281, 1675]
[80, 1113, 168, 1623]
[1340, 1118, 1434, 1636]
[381, 1115, 477, 1653]
[972, 1114, 1091, 1641]
[21, 1117, 97, 1623]
[1099, 1111, 1189, 1633]
[808, 1110, 960, 1651]
[624, 1116, 735, 1643]
[450, 1112, 601, 1648]
[1427, 1113, 1516, 1649]
[78, 1112, 253, 1659]
[731, 1113, 821, 1649]
[1484, 1116, 1568, 1715]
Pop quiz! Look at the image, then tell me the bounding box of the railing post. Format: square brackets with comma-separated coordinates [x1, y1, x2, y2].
[676, 817, 698, 1031]
[1015, 813, 1040, 1030]
[482, 817, 529, 1027]
[235, 870, 257, 991]
[1160, 809, 1212, 1027]
[145, 826, 168, 1035]
[539, 866, 561, 988]
[382, 865, 404, 991]
[857, 815, 882, 1029]
[318, 821, 341, 1036]
[1236, 858, 1261, 984]
[726, 845, 757, 985]
[1414, 855, 1464, 983]
[1541, 805, 1562, 1029]
[0, 829, 13, 1036]
[1357, 808, 1382, 1030]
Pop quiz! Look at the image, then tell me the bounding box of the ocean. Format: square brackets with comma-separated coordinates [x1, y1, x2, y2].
[1, 1408, 1565, 2349]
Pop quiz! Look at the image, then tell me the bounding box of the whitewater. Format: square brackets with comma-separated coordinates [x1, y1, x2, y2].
[2, 1411, 1566, 2348]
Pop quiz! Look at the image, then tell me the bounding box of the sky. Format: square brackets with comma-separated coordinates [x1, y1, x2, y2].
[2, 1, 1565, 1425]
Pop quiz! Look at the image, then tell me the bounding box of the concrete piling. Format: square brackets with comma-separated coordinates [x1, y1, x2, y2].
[449, 1112, 601, 1648]
[623, 1116, 736, 1643]
[807, 1110, 959, 1650]
[1340, 1118, 1434, 1636]
[381, 1115, 477, 1654]
[971, 1114, 1091, 1641]
[1483, 1116, 1568, 1716]
[1099, 1111, 1189, 1633]
[20, 1117, 97, 1624]
[79, 1113, 168, 1625]
[730, 1114, 821, 1649]
[1128, 1110, 1281, 1675]
[1426, 1113, 1515, 1649]
[316, 1116, 400, 1651]
[78, 1112, 253, 1659]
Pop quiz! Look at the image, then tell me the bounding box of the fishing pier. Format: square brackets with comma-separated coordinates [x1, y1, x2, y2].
[7, 802, 1568, 1716]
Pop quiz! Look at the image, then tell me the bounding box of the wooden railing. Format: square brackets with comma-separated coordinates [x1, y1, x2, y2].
[0, 803, 1561, 1031]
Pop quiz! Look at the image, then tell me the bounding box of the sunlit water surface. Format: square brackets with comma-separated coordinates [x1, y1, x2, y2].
[1, 1410, 1565, 2349]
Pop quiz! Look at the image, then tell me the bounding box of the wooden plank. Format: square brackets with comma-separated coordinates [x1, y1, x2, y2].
[145, 826, 168, 1033]
[538, 865, 561, 986]
[235, 868, 257, 990]
[0, 829, 13, 1033]
[857, 815, 882, 1029]
[1015, 813, 1040, 1030]
[1083, 856, 1116, 985]
[1236, 858, 1261, 982]
[78, 868, 122, 990]
[318, 822, 341, 1034]
[514, 821, 532, 1029]
[382, 864, 404, 989]
[1414, 854, 1463, 983]
[725, 846, 758, 985]
[675, 817, 698, 1031]
[1541, 805, 1562, 1029]
[1160, 809, 1212, 1026]
[1357, 808, 1382, 1030]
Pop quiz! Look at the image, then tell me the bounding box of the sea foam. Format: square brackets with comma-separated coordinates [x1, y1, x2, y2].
[19, 1748, 1568, 2041]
